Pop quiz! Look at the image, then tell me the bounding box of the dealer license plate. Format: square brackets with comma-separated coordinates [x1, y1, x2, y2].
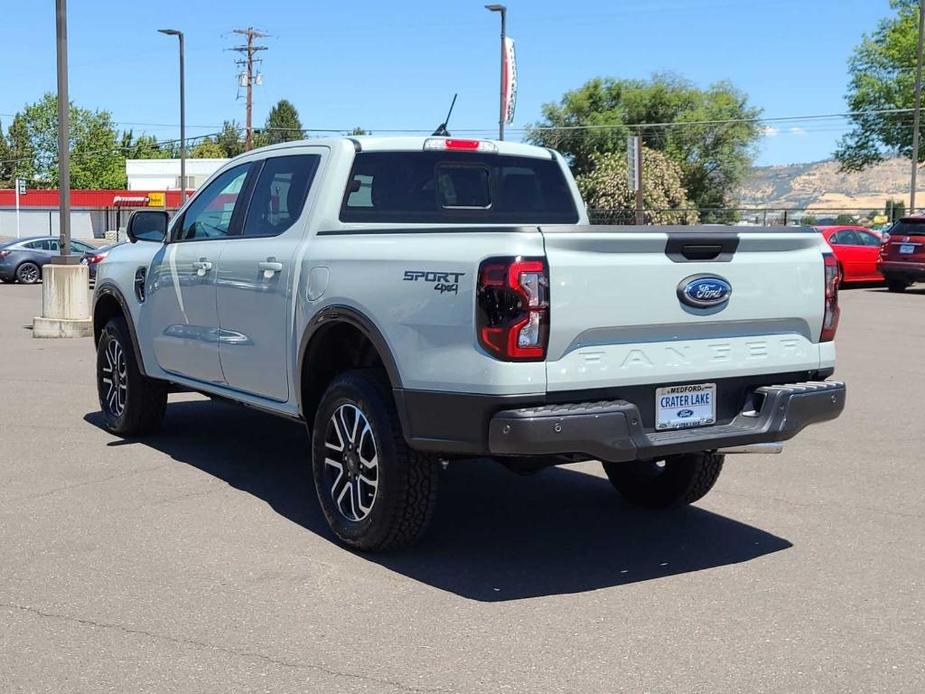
[900, 243, 916, 254]
[655, 383, 716, 431]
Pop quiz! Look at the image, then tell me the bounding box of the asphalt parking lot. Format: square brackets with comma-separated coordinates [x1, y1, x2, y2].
[1, 283, 923, 693]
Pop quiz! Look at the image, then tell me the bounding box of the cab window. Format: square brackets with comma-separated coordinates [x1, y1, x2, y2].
[176, 164, 251, 241]
[242, 155, 320, 237]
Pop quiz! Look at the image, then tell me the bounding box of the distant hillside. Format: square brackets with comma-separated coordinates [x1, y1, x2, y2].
[738, 157, 911, 211]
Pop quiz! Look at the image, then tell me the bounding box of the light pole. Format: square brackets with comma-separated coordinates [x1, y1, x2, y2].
[485, 4, 507, 141]
[158, 28, 186, 203]
[34, 0, 92, 338]
[911, 0, 925, 213]
[55, 0, 75, 262]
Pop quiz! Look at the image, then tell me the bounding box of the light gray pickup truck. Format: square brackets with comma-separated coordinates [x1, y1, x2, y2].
[92, 136, 845, 550]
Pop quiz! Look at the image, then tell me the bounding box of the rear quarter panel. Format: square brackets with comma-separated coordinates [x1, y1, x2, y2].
[297, 230, 548, 395]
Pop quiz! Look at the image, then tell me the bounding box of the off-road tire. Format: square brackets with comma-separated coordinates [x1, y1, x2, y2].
[311, 369, 438, 551]
[96, 316, 167, 436]
[887, 280, 909, 293]
[602, 452, 724, 509]
[16, 262, 41, 284]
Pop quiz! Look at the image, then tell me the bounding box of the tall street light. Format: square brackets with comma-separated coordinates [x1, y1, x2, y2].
[485, 4, 507, 141]
[56, 0, 75, 262]
[158, 28, 186, 203]
[911, 0, 925, 214]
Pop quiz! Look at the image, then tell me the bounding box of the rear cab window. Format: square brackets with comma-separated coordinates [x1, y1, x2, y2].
[340, 151, 579, 224]
[889, 219, 925, 236]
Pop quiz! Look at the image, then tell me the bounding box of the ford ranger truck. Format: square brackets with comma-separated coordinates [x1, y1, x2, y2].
[91, 136, 846, 551]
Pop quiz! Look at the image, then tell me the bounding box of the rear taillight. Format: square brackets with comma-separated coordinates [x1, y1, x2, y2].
[821, 252, 840, 342]
[87, 253, 108, 264]
[0, 250, 10, 258]
[477, 257, 549, 360]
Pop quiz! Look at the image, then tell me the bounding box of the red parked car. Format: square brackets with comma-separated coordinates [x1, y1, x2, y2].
[816, 226, 884, 285]
[879, 216, 925, 292]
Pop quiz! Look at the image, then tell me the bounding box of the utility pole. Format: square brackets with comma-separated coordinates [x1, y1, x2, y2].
[911, 0, 925, 213]
[231, 27, 268, 150]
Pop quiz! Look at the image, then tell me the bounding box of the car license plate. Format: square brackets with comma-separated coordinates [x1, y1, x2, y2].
[900, 243, 916, 254]
[656, 383, 716, 431]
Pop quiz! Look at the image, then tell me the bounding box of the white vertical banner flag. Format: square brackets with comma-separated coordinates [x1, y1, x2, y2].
[502, 37, 517, 125]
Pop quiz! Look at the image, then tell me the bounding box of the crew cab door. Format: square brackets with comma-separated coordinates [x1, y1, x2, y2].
[216, 152, 323, 402]
[141, 163, 253, 385]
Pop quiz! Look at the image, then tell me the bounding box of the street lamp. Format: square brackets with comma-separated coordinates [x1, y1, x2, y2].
[158, 28, 186, 203]
[484, 4, 507, 141]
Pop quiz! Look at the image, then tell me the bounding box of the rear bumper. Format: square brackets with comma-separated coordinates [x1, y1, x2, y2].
[879, 260, 925, 281]
[488, 380, 845, 463]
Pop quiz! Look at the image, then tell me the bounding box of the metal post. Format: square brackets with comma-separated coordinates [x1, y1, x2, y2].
[15, 180, 20, 239]
[485, 5, 507, 141]
[159, 29, 186, 203]
[55, 0, 76, 263]
[179, 33, 186, 203]
[635, 142, 644, 225]
[911, 0, 925, 214]
[499, 8, 506, 141]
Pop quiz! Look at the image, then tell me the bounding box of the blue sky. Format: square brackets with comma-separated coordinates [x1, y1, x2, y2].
[1, 0, 890, 166]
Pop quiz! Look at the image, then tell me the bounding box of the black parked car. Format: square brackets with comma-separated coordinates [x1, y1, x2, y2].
[0, 236, 98, 284]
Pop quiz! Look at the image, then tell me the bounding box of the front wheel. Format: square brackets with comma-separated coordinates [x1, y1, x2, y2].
[96, 316, 167, 436]
[311, 370, 438, 551]
[602, 452, 724, 509]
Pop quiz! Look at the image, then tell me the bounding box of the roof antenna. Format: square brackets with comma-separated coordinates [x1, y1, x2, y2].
[432, 93, 458, 136]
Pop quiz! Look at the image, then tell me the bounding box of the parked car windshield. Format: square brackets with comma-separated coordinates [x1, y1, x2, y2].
[890, 219, 925, 236]
[340, 151, 579, 224]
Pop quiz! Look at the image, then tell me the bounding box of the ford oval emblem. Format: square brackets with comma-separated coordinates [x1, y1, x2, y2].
[677, 409, 694, 418]
[677, 274, 732, 309]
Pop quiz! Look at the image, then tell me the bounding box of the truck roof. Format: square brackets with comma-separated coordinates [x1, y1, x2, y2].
[250, 136, 556, 160]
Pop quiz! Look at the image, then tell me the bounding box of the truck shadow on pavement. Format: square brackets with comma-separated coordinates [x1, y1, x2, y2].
[86, 398, 792, 602]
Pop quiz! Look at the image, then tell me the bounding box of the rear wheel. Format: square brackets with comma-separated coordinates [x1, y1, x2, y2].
[602, 452, 724, 508]
[16, 262, 40, 284]
[887, 279, 910, 293]
[311, 370, 439, 551]
[96, 316, 167, 436]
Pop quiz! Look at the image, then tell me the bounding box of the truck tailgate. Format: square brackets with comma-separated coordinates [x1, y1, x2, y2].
[540, 225, 829, 391]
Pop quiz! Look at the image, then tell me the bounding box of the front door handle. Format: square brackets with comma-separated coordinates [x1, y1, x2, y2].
[258, 260, 284, 277]
[193, 258, 213, 276]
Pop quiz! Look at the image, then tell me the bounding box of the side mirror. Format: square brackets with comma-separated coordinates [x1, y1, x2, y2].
[127, 210, 169, 243]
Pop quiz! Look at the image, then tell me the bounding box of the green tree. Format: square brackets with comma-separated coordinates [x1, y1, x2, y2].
[835, 213, 857, 225]
[576, 147, 699, 225]
[527, 73, 761, 222]
[261, 99, 303, 146]
[801, 213, 817, 226]
[190, 137, 226, 158]
[10, 92, 126, 188]
[836, 0, 923, 170]
[0, 121, 12, 188]
[122, 130, 171, 159]
[350, 127, 369, 136]
[6, 114, 35, 187]
[216, 121, 245, 157]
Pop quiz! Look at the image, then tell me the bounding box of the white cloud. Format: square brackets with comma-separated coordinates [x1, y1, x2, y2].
[789, 126, 807, 136]
[760, 126, 779, 137]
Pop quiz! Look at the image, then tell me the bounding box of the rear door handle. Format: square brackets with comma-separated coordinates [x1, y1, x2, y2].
[192, 258, 213, 276]
[258, 260, 284, 276]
